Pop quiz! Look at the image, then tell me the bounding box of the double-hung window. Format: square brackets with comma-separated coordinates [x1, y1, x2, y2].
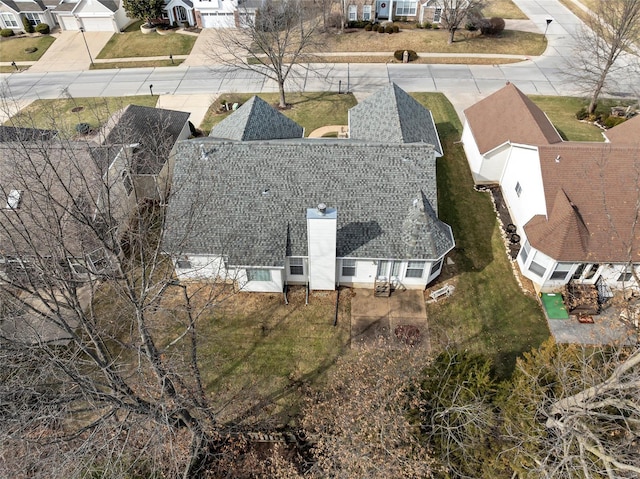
[618, 267, 634, 282]
[342, 259, 356, 277]
[406, 261, 425, 278]
[289, 258, 304, 276]
[25, 13, 42, 26]
[348, 5, 357, 21]
[515, 182, 523, 197]
[1, 13, 19, 28]
[363, 5, 371, 20]
[433, 7, 442, 22]
[550, 263, 572, 281]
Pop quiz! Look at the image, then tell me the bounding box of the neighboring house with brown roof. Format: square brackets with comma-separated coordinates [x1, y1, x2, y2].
[462, 82, 640, 293]
[603, 114, 640, 145]
[461, 82, 563, 184]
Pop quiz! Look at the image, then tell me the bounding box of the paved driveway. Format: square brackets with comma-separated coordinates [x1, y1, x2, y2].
[29, 31, 113, 73]
[351, 289, 430, 350]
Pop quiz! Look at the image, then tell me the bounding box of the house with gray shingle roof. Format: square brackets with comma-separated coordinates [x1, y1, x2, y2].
[349, 83, 443, 157]
[52, 0, 131, 32]
[164, 84, 454, 292]
[462, 82, 640, 294]
[0, 0, 55, 31]
[209, 96, 304, 141]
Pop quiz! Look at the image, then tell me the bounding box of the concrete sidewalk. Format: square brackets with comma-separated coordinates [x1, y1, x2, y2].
[156, 93, 217, 128]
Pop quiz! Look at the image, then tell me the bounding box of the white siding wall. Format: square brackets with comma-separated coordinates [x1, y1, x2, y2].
[174, 254, 228, 280]
[194, 0, 237, 14]
[114, 7, 131, 30]
[500, 145, 547, 233]
[338, 257, 444, 289]
[234, 268, 284, 292]
[480, 143, 511, 184]
[307, 208, 337, 291]
[461, 120, 486, 183]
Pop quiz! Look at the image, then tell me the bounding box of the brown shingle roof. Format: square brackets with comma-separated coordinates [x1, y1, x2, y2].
[463, 82, 563, 154]
[604, 115, 640, 145]
[524, 143, 640, 263]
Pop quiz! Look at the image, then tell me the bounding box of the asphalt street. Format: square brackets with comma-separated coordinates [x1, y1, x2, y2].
[0, 0, 638, 106]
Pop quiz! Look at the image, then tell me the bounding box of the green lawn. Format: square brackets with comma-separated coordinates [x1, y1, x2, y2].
[200, 92, 358, 135]
[97, 21, 197, 59]
[6, 96, 157, 138]
[411, 93, 549, 379]
[0, 35, 55, 61]
[530, 96, 635, 142]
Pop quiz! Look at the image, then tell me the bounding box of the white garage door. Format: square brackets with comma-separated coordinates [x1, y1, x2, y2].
[80, 17, 114, 31]
[201, 12, 235, 28]
[60, 15, 78, 31]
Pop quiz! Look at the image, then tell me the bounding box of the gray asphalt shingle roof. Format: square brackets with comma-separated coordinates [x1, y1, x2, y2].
[164, 139, 454, 268]
[99, 105, 190, 175]
[349, 83, 443, 156]
[209, 96, 304, 141]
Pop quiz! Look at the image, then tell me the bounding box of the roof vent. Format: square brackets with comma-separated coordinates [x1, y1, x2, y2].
[317, 203, 327, 215]
[413, 198, 419, 208]
[262, 188, 270, 196]
[555, 155, 561, 163]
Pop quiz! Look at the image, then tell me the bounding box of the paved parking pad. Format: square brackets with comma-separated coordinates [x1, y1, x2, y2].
[351, 289, 429, 350]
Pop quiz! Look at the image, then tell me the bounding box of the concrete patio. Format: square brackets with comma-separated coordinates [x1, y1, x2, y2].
[350, 288, 429, 350]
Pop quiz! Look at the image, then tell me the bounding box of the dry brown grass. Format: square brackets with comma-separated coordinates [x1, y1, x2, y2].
[483, 0, 528, 19]
[313, 55, 523, 64]
[319, 28, 546, 55]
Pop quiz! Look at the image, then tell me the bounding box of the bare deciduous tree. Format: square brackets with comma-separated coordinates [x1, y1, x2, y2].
[439, 0, 485, 44]
[208, 0, 324, 108]
[0, 97, 236, 478]
[566, 0, 640, 115]
[501, 340, 640, 479]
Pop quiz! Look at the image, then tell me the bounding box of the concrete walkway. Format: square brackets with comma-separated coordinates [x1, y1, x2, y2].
[307, 124, 348, 138]
[351, 289, 430, 350]
[155, 93, 217, 128]
[29, 31, 112, 72]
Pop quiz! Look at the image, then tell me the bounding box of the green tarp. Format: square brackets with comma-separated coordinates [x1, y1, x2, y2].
[541, 293, 570, 319]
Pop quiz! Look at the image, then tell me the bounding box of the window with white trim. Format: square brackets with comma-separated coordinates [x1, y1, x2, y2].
[515, 181, 522, 197]
[25, 13, 42, 26]
[618, 267, 634, 282]
[528, 260, 546, 277]
[176, 259, 192, 269]
[289, 257, 304, 275]
[433, 7, 442, 22]
[550, 262, 572, 281]
[429, 258, 443, 277]
[406, 261, 425, 278]
[396, 1, 416, 16]
[363, 5, 372, 20]
[348, 5, 357, 21]
[342, 259, 356, 277]
[247, 269, 271, 282]
[1, 13, 19, 28]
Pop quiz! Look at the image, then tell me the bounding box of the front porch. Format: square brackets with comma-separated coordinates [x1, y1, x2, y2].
[165, 0, 195, 26]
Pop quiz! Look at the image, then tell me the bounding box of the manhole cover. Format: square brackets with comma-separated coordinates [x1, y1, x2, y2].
[71, 106, 84, 113]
